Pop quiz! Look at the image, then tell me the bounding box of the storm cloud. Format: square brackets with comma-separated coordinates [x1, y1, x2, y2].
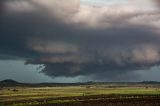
[1, 0, 160, 80]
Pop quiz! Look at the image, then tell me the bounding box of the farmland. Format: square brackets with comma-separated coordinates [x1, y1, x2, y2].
[0, 81, 160, 106]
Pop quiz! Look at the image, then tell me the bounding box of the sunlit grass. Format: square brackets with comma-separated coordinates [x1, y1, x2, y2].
[1, 86, 160, 103]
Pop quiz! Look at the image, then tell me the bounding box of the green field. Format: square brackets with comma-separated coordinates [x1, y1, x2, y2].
[1, 85, 160, 106]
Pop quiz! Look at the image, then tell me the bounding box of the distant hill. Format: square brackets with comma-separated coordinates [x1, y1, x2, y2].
[0, 79, 85, 87]
[0, 79, 160, 87]
[0, 79, 18, 84]
[141, 81, 160, 84]
[0, 79, 21, 87]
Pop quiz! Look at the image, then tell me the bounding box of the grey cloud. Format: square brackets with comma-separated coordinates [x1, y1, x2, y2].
[154, 0, 160, 6]
[1, 0, 160, 81]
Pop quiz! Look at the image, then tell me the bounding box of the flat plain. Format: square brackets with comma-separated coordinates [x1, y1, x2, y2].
[0, 82, 160, 106]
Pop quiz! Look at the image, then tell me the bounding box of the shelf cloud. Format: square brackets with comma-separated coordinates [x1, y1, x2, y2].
[1, 0, 160, 80]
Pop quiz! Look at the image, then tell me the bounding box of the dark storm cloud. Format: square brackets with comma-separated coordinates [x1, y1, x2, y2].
[1, 0, 160, 80]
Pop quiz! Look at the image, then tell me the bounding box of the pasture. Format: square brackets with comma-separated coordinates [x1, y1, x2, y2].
[0, 84, 160, 106]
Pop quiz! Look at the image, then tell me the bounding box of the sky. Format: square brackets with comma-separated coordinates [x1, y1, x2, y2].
[81, 0, 127, 5]
[0, 0, 160, 83]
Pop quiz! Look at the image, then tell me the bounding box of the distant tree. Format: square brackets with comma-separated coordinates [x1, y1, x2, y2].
[13, 89, 19, 92]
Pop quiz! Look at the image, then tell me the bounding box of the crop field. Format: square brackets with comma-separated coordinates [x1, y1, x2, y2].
[0, 84, 160, 106]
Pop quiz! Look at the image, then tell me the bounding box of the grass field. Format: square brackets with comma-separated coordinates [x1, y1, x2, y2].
[0, 85, 160, 106]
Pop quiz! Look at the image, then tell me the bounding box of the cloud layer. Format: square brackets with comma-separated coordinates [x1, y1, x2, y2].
[1, 0, 160, 80]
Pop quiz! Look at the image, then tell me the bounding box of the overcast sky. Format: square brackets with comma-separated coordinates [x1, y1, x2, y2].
[0, 0, 160, 83]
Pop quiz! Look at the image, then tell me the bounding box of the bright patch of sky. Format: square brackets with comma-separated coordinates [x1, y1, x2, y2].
[81, 0, 156, 10]
[81, 0, 127, 6]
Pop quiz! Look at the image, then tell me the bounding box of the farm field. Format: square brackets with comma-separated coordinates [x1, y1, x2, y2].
[0, 85, 160, 106]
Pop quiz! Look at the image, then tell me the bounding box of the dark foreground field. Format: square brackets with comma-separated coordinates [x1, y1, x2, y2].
[1, 80, 160, 106]
[1, 94, 160, 106]
[41, 95, 160, 106]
